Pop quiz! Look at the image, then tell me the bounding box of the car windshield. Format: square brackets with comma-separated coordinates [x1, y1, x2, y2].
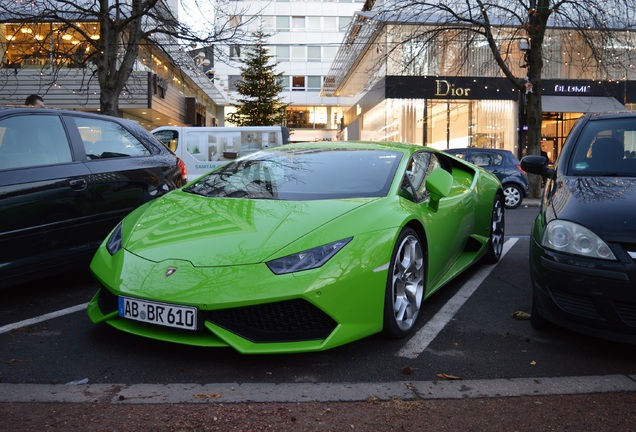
[184, 148, 402, 200]
[568, 118, 636, 177]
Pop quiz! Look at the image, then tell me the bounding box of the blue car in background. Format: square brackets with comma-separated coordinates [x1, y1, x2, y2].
[444, 148, 529, 209]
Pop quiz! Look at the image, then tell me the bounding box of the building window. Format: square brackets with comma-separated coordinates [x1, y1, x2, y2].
[276, 46, 290, 61]
[323, 17, 337, 30]
[286, 106, 328, 129]
[291, 16, 305, 31]
[292, 76, 305, 91]
[307, 46, 321, 62]
[339, 17, 352, 32]
[276, 16, 290, 31]
[229, 45, 241, 59]
[228, 75, 242, 91]
[323, 46, 338, 60]
[1, 22, 100, 69]
[291, 46, 305, 61]
[307, 17, 321, 30]
[259, 16, 276, 31]
[287, 108, 309, 127]
[307, 76, 322, 91]
[229, 15, 241, 29]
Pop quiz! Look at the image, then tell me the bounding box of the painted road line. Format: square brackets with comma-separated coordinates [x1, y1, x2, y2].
[0, 302, 88, 335]
[396, 238, 518, 359]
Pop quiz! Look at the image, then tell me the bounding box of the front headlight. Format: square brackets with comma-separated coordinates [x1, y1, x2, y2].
[106, 222, 124, 256]
[266, 238, 352, 275]
[542, 220, 616, 260]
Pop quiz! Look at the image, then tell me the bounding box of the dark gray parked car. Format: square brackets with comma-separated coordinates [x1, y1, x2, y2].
[444, 148, 529, 209]
[0, 107, 187, 288]
[521, 111, 636, 344]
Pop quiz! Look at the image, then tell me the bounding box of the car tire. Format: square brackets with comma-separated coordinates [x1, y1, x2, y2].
[482, 194, 505, 264]
[382, 227, 425, 339]
[503, 183, 523, 209]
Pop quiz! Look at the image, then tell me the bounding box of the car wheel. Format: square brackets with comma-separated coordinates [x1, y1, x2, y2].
[382, 227, 425, 338]
[482, 195, 505, 264]
[503, 184, 523, 209]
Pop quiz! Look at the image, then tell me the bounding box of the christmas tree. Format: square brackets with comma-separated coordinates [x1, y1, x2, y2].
[226, 31, 288, 126]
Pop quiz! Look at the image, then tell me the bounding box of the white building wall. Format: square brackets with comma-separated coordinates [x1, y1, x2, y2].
[212, 0, 364, 138]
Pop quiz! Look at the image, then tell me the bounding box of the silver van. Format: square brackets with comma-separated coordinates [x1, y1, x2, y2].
[153, 126, 290, 181]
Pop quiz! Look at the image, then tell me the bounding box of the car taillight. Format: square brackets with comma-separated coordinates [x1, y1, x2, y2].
[177, 158, 187, 184]
[516, 164, 527, 174]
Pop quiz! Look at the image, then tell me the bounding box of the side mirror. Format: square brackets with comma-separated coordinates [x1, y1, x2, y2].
[426, 167, 453, 211]
[520, 155, 555, 179]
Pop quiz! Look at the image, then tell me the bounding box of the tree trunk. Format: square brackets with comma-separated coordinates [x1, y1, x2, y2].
[524, 0, 551, 199]
[100, 85, 121, 118]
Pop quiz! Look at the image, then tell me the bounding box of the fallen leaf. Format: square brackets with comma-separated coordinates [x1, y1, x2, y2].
[7, 359, 31, 365]
[436, 373, 463, 380]
[512, 311, 531, 320]
[530, 360, 537, 366]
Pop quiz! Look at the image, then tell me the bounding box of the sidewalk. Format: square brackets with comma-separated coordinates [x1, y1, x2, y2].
[521, 198, 541, 207]
[1, 376, 635, 431]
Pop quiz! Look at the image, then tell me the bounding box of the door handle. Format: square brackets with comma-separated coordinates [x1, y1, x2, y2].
[68, 178, 87, 190]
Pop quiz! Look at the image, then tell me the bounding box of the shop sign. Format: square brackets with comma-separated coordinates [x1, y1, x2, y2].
[542, 79, 624, 98]
[384, 76, 518, 100]
[435, 80, 471, 97]
[552, 84, 591, 94]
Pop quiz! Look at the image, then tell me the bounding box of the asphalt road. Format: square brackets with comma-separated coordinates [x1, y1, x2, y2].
[1, 204, 636, 393]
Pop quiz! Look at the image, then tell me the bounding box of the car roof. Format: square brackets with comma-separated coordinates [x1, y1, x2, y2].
[0, 106, 133, 124]
[445, 147, 511, 153]
[582, 111, 636, 121]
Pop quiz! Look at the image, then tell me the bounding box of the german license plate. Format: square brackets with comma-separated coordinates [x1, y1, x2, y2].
[118, 296, 197, 331]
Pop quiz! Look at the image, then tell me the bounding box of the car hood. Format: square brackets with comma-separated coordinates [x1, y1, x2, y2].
[548, 177, 636, 241]
[123, 191, 375, 266]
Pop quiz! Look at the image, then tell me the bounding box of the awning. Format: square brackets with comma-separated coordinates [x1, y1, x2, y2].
[542, 95, 625, 113]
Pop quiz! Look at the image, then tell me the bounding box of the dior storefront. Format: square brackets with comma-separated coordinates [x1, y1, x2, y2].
[342, 75, 635, 162]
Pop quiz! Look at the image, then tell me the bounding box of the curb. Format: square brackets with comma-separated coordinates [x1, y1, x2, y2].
[1, 375, 635, 404]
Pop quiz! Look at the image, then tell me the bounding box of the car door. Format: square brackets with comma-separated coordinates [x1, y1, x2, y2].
[64, 114, 175, 250]
[0, 111, 93, 287]
[405, 151, 475, 291]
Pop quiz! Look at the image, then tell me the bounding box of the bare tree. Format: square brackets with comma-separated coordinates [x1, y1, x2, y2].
[0, 0, 257, 117]
[356, 0, 636, 197]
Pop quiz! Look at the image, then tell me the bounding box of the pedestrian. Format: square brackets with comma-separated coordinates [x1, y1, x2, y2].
[25, 94, 45, 107]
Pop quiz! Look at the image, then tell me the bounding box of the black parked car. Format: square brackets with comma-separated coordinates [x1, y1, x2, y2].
[521, 112, 636, 344]
[0, 107, 187, 288]
[444, 148, 529, 209]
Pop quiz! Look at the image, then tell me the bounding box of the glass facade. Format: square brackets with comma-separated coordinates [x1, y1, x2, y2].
[332, 22, 636, 156]
[1, 22, 100, 69]
[360, 98, 516, 152]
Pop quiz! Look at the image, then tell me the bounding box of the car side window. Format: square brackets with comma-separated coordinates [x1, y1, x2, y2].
[447, 151, 466, 160]
[0, 114, 72, 170]
[469, 151, 502, 167]
[405, 151, 441, 202]
[73, 117, 151, 159]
